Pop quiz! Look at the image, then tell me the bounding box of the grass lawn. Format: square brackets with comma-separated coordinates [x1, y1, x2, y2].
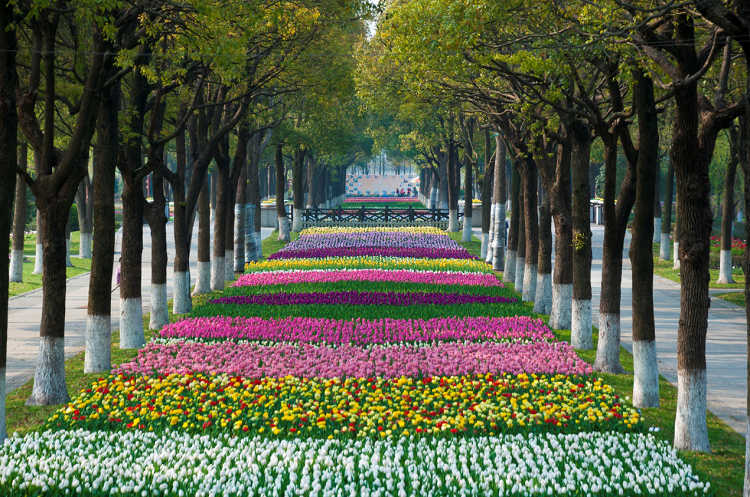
[716, 291, 746, 309]
[11, 230, 82, 256]
[653, 243, 746, 289]
[4, 228, 745, 496]
[9, 259, 91, 297]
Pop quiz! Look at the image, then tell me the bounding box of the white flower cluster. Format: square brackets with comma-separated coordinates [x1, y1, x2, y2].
[0, 430, 708, 496]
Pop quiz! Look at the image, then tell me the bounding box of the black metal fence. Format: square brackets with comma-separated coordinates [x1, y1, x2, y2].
[302, 206, 462, 224]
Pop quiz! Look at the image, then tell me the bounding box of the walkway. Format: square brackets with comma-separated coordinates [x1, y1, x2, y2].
[589, 226, 747, 435]
[6, 223, 274, 392]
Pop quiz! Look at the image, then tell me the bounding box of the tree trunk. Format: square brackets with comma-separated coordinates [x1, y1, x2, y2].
[144, 166, 169, 331]
[193, 180, 211, 294]
[514, 173, 525, 292]
[32, 208, 43, 275]
[570, 121, 592, 350]
[481, 130, 494, 259]
[27, 202, 72, 405]
[438, 150, 448, 210]
[171, 129, 192, 315]
[535, 185, 553, 314]
[65, 217, 72, 267]
[118, 179, 145, 350]
[211, 155, 229, 291]
[461, 144, 473, 242]
[292, 149, 305, 232]
[446, 141, 459, 232]
[660, 160, 675, 261]
[224, 171, 236, 282]
[275, 145, 290, 242]
[630, 70, 660, 408]
[84, 81, 117, 372]
[521, 156, 538, 302]
[10, 145, 27, 283]
[594, 131, 635, 374]
[235, 154, 247, 273]
[717, 155, 738, 283]
[671, 31, 711, 453]
[0, 7, 18, 437]
[246, 134, 262, 262]
[673, 190, 681, 270]
[504, 164, 519, 284]
[653, 156, 662, 243]
[492, 136, 506, 272]
[76, 177, 92, 259]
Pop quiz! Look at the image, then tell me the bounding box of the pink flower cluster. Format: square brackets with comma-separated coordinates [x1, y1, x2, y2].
[159, 316, 554, 344]
[234, 269, 502, 288]
[115, 340, 592, 378]
[343, 197, 419, 203]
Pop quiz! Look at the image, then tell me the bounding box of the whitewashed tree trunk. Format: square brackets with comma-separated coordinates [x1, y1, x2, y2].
[461, 216, 472, 242]
[503, 250, 516, 284]
[549, 284, 572, 330]
[674, 369, 711, 452]
[716, 250, 734, 284]
[9, 249, 23, 283]
[172, 271, 192, 314]
[65, 239, 73, 267]
[571, 299, 592, 350]
[148, 284, 169, 330]
[0, 366, 5, 441]
[225, 250, 234, 281]
[533, 273, 552, 314]
[492, 204, 505, 272]
[277, 217, 291, 242]
[522, 263, 537, 302]
[633, 340, 660, 407]
[245, 204, 257, 263]
[653, 217, 661, 243]
[593, 314, 625, 374]
[673, 242, 680, 270]
[485, 205, 495, 264]
[480, 233, 488, 259]
[210, 256, 225, 292]
[79, 232, 92, 259]
[514, 256, 525, 293]
[32, 243, 43, 274]
[659, 233, 671, 261]
[119, 297, 145, 349]
[193, 261, 211, 295]
[429, 187, 438, 209]
[447, 209, 459, 232]
[292, 208, 303, 232]
[84, 315, 111, 373]
[234, 204, 245, 272]
[255, 232, 262, 260]
[26, 337, 70, 405]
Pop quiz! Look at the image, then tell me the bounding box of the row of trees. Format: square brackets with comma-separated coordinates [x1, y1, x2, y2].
[357, 0, 749, 477]
[0, 0, 372, 440]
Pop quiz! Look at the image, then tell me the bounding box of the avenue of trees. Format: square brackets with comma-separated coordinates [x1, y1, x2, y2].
[0, 0, 373, 437]
[1, 0, 750, 492]
[354, 0, 750, 490]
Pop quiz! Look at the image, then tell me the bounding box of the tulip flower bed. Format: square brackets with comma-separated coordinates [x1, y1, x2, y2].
[0, 226, 711, 495]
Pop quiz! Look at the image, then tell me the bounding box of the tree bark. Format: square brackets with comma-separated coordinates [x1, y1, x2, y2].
[570, 121, 592, 350]
[144, 164, 169, 331]
[0, 4, 18, 438]
[211, 147, 230, 291]
[193, 180, 212, 294]
[660, 159, 675, 261]
[235, 150, 247, 272]
[492, 135, 506, 272]
[170, 128, 192, 314]
[594, 130, 635, 374]
[521, 155, 538, 302]
[481, 130, 494, 259]
[292, 148, 306, 232]
[514, 169, 526, 293]
[718, 135, 739, 283]
[535, 185, 553, 314]
[118, 178, 145, 350]
[446, 140, 459, 232]
[76, 176, 92, 259]
[10, 145, 27, 283]
[504, 163, 519, 284]
[630, 70, 660, 408]
[653, 154, 662, 243]
[275, 144, 290, 242]
[84, 79, 118, 373]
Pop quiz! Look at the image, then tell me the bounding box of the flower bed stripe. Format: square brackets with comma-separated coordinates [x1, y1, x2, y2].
[210, 291, 518, 306]
[245, 256, 493, 274]
[48, 373, 639, 437]
[280, 232, 463, 251]
[301, 226, 441, 235]
[0, 430, 708, 497]
[115, 340, 592, 378]
[268, 246, 476, 260]
[159, 316, 555, 344]
[234, 269, 502, 288]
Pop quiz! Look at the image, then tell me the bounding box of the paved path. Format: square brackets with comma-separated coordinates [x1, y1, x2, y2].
[588, 226, 747, 436]
[7, 223, 274, 393]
